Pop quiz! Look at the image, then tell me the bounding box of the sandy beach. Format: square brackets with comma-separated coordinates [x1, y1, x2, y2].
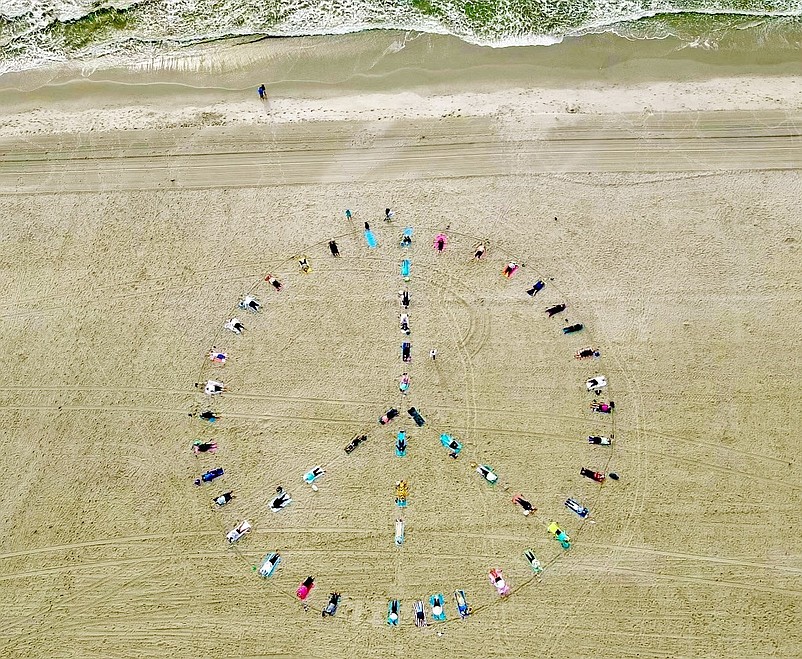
[0, 31, 800, 659]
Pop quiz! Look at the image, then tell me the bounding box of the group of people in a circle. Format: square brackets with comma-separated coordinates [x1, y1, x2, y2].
[185, 209, 616, 623]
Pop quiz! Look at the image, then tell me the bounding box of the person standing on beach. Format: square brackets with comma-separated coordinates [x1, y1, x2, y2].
[257, 84, 267, 100]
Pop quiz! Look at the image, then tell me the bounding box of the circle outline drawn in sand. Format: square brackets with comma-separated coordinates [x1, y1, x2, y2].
[189, 223, 617, 621]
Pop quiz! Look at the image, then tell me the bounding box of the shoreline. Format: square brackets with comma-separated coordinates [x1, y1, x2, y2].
[0, 30, 800, 138]
[1, 8, 801, 79]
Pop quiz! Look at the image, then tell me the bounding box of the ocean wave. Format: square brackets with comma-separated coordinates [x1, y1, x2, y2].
[1, 0, 801, 74]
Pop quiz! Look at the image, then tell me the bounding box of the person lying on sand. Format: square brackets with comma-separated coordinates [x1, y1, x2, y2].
[575, 346, 600, 359]
[399, 373, 410, 394]
[270, 491, 292, 511]
[502, 262, 519, 278]
[224, 318, 245, 334]
[527, 281, 545, 296]
[194, 467, 224, 486]
[546, 303, 566, 317]
[208, 349, 227, 364]
[297, 576, 315, 602]
[213, 491, 234, 506]
[199, 380, 226, 395]
[188, 410, 219, 423]
[512, 493, 536, 515]
[265, 274, 283, 291]
[239, 295, 261, 313]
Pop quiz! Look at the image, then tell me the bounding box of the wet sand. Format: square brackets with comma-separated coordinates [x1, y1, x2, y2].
[0, 30, 800, 136]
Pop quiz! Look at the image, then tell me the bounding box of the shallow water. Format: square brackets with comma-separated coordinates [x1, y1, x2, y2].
[1, 0, 801, 75]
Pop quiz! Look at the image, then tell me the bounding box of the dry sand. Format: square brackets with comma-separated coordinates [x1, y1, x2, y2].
[0, 32, 801, 659]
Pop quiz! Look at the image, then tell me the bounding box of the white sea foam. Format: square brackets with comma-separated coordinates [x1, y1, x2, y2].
[0, 0, 800, 75]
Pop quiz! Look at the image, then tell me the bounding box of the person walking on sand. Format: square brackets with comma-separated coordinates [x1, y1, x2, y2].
[258, 84, 267, 100]
[430, 349, 437, 361]
[345, 209, 352, 220]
